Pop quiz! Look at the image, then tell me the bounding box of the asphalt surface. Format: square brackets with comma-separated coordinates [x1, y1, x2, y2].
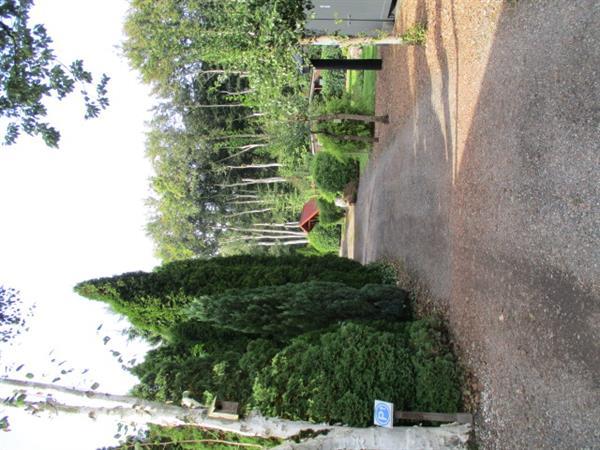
[353, 1, 600, 448]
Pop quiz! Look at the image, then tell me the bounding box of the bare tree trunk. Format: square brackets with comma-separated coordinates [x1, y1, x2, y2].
[312, 130, 378, 143]
[254, 222, 301, 229]
[226, 163, 282, 170]
[223, 208, 272, 217]
[301, 36, 404, 47]
[311, 113, 389, 124]
[228, 227, 305, 236]
[217, 144, 269, 163]
[0, 378, 470, 448]
[219, 177, 286, 188]
[228, 200, 270, 205]
[256, 240, 309, 246]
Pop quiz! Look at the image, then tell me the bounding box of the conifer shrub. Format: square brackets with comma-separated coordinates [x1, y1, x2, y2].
[307, 223, 341, 254]
[316, 197, 345, 225]
[251, 320, 462, 426]
[311, 151, 358, 195]
[188, 281, 411, 341]
[74, 255, 389, 335]
[406, 319, 462, 413]
[252, 322, 415, 426]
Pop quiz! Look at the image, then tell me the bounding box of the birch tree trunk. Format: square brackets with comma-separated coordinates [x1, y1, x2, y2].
[1, 378, 470, 449]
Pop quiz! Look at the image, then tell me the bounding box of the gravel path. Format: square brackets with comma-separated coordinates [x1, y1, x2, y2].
[353, 1, 600, 448]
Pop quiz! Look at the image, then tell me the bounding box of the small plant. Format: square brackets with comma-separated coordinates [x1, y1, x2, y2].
[401, 23, 427, 45]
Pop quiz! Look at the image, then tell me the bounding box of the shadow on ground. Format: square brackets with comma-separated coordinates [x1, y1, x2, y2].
[354, 1, 600, 447]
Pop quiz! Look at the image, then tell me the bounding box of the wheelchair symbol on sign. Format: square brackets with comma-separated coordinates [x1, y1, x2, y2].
[373, 400, 393, 428]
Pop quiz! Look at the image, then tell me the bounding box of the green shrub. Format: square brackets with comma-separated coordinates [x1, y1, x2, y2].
[311, 152, 358, 195]
[319, 47, 345, 98]
[308, 223, 341, 254]
[252, 322, 415, 426]
[251, 320, 461, 426]
[188, 281, 411, 341]
[74, 254, 389, 335]
[407, 319, 462, 413]
[316, 197, 345, 224]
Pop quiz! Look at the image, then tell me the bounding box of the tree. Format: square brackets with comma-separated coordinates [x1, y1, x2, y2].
[0, 285, 32, 343]
[0, 0, 109, 147]
[74, 254, 390, 335]
[0, 377, 471, 449]
[189, 282, 411, 341]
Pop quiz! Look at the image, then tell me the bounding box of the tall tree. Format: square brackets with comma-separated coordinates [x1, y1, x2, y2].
[0, 0, 109, 147]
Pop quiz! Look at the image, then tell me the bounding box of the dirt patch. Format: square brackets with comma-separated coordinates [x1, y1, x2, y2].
[354, 0, 600, 448]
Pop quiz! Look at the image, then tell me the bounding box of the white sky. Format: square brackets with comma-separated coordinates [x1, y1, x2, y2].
[0, 0, 159, 448]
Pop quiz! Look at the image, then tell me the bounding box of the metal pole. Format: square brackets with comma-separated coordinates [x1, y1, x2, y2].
[310, 58, 382, 71]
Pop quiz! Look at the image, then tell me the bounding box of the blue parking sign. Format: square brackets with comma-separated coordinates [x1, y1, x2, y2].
[373, 400, 394, 428]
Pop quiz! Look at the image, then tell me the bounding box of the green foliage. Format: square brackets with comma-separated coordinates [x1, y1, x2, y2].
[131, 322, 255, 404]
[252, 322, 415, 426]
[319, 47, 345, 98]
[0, 285, 32, 343]
[365, 261, 398, 285]
[75, 255, 390, 335]
[401, 23, 428, 45]
[252, 320, 462, 426]
[311, 152, 358, 196]
[307, 223, 341, 254]
[103, 424, 280, 450]
[316, 197, 345, 225]
[188, 281, 411, 341]
[406, 319, 462, 413]
[0, 0, 109, 147]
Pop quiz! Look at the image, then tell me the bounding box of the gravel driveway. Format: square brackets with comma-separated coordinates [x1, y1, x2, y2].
[353, 1, 600, 448]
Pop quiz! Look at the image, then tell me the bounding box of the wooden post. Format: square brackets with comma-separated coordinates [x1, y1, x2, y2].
[310, 58, 382, 71]
[394, 411, 473, 425]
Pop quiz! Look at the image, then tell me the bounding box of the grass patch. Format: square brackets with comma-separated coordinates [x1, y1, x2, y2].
[346, 45, 378, 111]
[401, 23, 427, 45]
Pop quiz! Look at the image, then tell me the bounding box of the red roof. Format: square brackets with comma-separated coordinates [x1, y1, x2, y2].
[299, 199, 319, 233]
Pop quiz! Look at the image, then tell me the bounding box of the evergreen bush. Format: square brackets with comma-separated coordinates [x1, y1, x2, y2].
[311, 151, 358, 195]
[74, 254, 389, 335]
[251, 320, 462, 426]
[252, 322, 415, 426]
[316, 197, 345, 225]
[188, 281, 411, 341]
[307, 223, 341, 254]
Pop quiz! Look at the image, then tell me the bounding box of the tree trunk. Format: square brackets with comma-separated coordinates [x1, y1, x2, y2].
[256, 240, 309, 246]
[0, 378, 470, 448]
[223, 208, 272, 217]
[226, 163, 281, 170]
[219, 177, 286, 188]
[228, 227, 305, 236]
[311, 113, 389, 124]
[301, 36, 404, 47]
[312, 131, 378, 143]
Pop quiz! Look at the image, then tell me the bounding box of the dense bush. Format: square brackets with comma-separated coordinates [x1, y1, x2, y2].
[251, 320, 462, 426]
[319, 47, 345, 98]
[311, 152, 358, 195]
[406, 319, 462, 413]
[131, 323, 255, 404]
[252, 322, 415, 426]
[316, 197, 345, 224]
[188, 281, 411, 341]
[307, 223, 341, 254]
[75, 254, 389, 335]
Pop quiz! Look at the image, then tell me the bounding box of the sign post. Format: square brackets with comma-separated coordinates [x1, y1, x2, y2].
[373, 400, 394, 428]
